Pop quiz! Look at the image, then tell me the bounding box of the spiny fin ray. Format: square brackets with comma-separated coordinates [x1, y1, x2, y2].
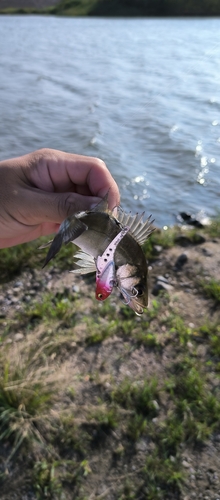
[115, 208, 155, 246]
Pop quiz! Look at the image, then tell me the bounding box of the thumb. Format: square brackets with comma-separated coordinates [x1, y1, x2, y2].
[24, 190, 102, 225]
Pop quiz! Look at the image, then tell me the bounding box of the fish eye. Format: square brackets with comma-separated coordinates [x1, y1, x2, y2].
[133, 287, 143, 297]
[98, 293, 103, 298]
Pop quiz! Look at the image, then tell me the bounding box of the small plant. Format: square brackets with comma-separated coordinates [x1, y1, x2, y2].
[142, 451, 183, 499]
[166, 359, 220, 443]
[0, 360, 55, 460]
[200, 278, 220, 304]
[88, 405, 118, 431]
[33, 458, 85, 499]
[19, 290, 76, 328]
[111, 377, 159, 418]
[126, 413, 147, 441]
[199, 322, 220, 357]
[204, 213, 220, 238]
[163, 313, 193, 346]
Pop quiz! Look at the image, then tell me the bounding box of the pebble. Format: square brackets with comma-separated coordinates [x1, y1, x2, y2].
[157, 275, 169, 284]
[175, 235, 192, 246]
[23, 295, 31, 302]
[154, 245, 163, 253]
[174, 253, 188, 271]
[14, 333, 24, 341]
[202, 248, 213, 257]
[152, 279, 174, 296]
[4, 338, 13, 344]
[182, 460, 190, 468]
[14, 281, 23, 288]
[136, 439, 148, 452]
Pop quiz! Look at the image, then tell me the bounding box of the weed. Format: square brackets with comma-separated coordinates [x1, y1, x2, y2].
[84, 317, 117, 345]
[204, 213, 220, 238]
[0, 359, 55, 460]
[0, 237, 78, 283]
[154, 414, 184, 456]
[142, 451, 183, 499]
[54, 414, 91, 459]
[111, 377, 159, 418]
[167, 359, 220, 442]
[200, 278, 220, 303]
[126, 413, 147, 441]
[135, 331, 159, 348]
[143, 227, 178, 260]
[163, 313, 193, 346]
[33, 458, 86, 499]
[199, 322, 220, 357]
[88, 405, 118, 431]
[19, 290, 76, 328]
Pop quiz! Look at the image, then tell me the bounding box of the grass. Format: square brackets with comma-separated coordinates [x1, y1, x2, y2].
[0, 237, 78, 284]
[166, 358, 220, 442]
[142, 453, 183, 500]
[33, 458, 89, 499]
[111, 377, 159, 418]
[0, 358, 55, 462]
[200, 277, 220, 304]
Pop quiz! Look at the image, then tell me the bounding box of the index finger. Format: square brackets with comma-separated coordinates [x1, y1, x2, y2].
[28, 149, 120, 210]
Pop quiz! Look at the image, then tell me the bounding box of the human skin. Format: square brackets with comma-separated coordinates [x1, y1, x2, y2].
[0, 148, 120, 248]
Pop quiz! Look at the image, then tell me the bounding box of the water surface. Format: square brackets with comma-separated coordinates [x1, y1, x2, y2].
[0, 16, 220, 226]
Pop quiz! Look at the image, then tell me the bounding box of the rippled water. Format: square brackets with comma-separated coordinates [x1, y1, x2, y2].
[0, 15, 220, 226]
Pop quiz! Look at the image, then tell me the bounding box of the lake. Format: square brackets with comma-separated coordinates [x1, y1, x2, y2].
[0, 15, 220, 227]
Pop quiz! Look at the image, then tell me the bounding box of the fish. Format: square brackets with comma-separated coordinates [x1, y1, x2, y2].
[42, 194, 155, 315]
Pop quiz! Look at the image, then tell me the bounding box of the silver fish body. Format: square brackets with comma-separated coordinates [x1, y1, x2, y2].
[43, 195, 155, 315]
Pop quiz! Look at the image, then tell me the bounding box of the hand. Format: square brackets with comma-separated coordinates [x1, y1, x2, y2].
[0, 148, 120, 248]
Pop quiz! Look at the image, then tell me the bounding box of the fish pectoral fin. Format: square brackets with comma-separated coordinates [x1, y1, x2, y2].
[42, 216, 87, 267]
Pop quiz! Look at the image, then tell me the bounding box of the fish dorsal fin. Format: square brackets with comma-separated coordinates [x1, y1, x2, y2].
[71, 250, 96, 275]
[90, 192, 109, 213]
[115, 207, 155, 246]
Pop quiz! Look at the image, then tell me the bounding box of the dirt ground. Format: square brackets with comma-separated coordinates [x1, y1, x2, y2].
[0, 227, 220, 500]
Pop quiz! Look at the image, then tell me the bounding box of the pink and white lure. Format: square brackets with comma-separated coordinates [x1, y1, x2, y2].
[95, 226, 129, 301]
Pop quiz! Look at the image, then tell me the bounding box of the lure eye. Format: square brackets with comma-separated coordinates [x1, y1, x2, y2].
[98, 293, 103, 299]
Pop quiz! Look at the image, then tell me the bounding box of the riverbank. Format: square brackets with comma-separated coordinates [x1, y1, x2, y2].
[0, 219, 220, 499]
[1, 0, 220, 16]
